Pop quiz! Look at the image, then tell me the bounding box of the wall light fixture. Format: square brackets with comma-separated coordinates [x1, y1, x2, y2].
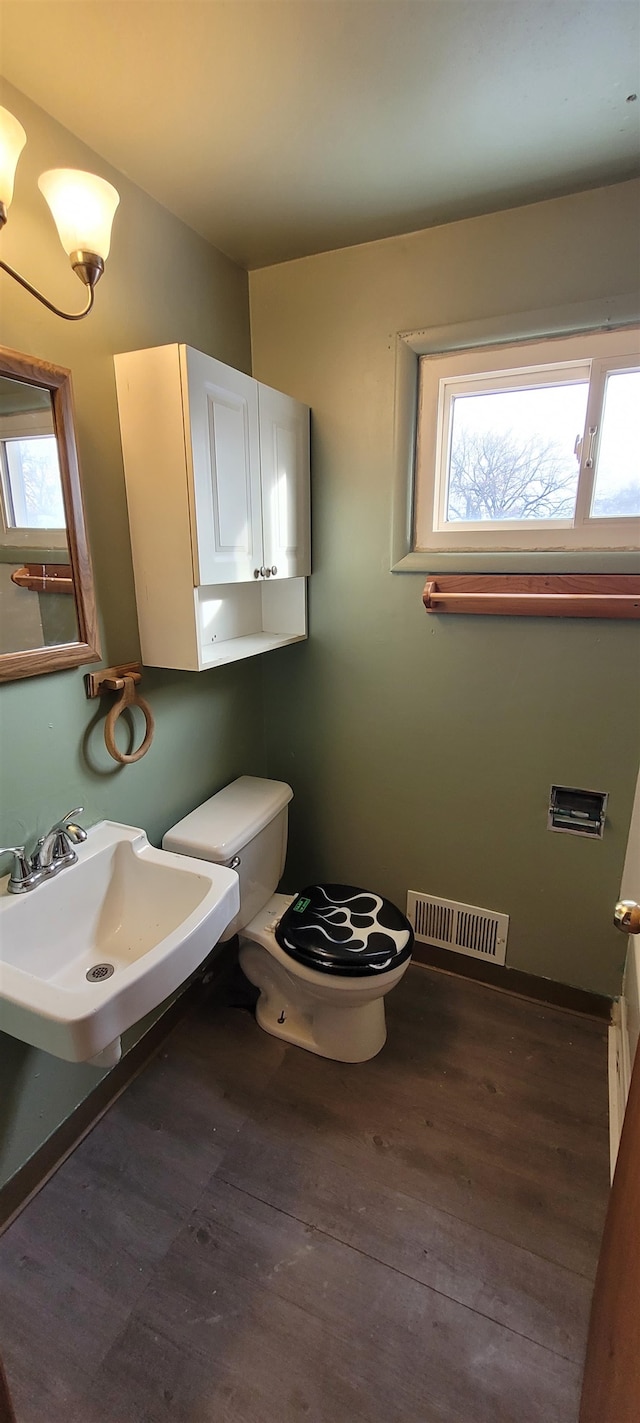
[0, 105, 120, 321]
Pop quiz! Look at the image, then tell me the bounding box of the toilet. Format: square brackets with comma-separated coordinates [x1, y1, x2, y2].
[163, 776, 413, 1063]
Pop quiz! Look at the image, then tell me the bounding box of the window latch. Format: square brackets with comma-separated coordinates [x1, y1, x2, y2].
[584, 425, 598, 468]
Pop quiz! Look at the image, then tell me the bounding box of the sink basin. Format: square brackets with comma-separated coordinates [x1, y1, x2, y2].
[0, 821, 239, 1063]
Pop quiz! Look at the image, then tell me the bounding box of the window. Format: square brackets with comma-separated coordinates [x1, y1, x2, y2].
[414, 328, 640, 553]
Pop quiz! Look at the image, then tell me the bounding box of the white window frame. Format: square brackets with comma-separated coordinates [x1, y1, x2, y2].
[390, 296, 640, 575]
[414, 329, 640, 554]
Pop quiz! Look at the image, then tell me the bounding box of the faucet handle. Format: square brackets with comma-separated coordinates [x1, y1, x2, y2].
[0, 845, 42, 894]
[0, 843, 26, 867]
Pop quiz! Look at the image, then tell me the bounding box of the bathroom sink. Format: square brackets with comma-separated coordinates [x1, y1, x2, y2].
[0, 821, 240, 1064]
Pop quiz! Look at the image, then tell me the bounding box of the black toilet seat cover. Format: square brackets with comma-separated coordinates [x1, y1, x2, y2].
[275, 883, 414, 977]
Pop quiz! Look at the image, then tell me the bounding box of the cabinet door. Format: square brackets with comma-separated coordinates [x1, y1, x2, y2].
[258, 384, 310, 579]
[183, 347, 263, 584]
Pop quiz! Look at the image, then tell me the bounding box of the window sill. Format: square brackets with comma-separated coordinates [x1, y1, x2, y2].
[421, 573, 640, 619]
[393, 549, 640, 575]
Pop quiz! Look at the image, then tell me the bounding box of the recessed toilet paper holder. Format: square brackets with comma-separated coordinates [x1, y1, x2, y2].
[548, 785, 608, 838]
[85, 661, 155, 764]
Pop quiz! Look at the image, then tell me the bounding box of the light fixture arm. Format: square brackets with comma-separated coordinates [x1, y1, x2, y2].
[0, 256, 97, 321]
[0, 197, 102, 319]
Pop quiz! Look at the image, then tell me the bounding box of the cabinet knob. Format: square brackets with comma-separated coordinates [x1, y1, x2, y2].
[265, 567, 271, 578]
[253, 568, 260, 579]
[271, 566, 278, 576]
[259, 566, 267, 578]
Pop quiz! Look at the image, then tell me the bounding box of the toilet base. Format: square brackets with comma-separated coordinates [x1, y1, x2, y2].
[256, 970, 386, 1063]
[238, 895, 405, 1063]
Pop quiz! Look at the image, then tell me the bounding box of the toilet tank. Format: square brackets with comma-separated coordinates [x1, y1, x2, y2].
[163, 776, 293, 940]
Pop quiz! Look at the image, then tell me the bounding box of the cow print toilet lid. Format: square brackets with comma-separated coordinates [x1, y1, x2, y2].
[275, 883, 414, 976]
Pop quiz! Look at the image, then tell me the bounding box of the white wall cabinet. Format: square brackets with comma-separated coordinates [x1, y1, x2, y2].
[114, 344, 310, 671]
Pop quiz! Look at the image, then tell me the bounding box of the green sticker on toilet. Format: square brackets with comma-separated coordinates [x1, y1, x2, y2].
[293, 896, 310, 913]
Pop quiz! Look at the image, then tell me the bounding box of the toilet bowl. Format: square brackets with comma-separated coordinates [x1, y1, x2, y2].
[163, 777, 413, 1063]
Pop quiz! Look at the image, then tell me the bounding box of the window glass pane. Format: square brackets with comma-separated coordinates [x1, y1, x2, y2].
[4, 436, 66, 528]
[445, 382, 589, 524]
[590, 370, 640, 518]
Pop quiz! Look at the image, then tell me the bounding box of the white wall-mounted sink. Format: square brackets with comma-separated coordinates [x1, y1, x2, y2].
[0, 821, 239, 1064]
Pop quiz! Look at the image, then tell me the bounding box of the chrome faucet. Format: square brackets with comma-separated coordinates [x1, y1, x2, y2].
[1, 808, 87, 894]
[33, 809, 88, 873]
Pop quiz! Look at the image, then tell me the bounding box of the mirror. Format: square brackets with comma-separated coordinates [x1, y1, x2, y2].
[0, 348, 100, 681]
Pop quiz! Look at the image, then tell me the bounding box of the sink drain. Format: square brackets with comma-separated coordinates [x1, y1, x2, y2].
[86, 963, 114, 982]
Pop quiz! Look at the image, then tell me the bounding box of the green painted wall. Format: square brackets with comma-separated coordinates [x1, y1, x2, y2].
[1, 79, 639, 1199]
[0, 82, 265, 1189]
[250, 181, 640, 999]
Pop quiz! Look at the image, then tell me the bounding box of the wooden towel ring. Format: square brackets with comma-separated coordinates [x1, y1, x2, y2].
[104, 674, 155, 764]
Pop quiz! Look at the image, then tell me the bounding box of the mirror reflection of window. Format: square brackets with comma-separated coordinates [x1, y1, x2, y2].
[3, 435, 65, 529]
[0, 376, 67, 535]
[0, 373, 78, 657]
[0, 350, 101, 678]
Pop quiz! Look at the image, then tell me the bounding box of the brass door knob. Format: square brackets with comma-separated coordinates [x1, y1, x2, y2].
[614, 900, 640, 934]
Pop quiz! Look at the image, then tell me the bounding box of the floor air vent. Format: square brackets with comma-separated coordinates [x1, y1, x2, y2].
[407, 891, 508, 965]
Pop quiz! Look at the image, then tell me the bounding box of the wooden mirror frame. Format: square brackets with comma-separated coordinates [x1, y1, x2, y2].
[0, 347, 101, 682]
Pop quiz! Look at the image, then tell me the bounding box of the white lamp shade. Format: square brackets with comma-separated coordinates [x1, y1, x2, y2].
[0, 107, 27, 209]
[38, 169, 120, 261]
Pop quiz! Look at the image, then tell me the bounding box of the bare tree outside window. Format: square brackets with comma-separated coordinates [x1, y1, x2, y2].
[446, 427, 578, 523]
[443, 381, 588, 524]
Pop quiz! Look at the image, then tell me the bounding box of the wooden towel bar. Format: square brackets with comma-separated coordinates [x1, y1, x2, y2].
[11, 563, 74, 595]
[422, 574, 640, 620]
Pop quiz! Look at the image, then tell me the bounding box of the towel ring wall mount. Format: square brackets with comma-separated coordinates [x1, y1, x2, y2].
[85, 662, 155, 764]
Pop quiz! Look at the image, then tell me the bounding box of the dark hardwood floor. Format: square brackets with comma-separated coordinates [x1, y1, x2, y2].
[0, 964, 609, 1423]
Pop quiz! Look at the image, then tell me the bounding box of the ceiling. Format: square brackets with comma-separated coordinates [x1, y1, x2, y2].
[1, 0, 638, 269]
